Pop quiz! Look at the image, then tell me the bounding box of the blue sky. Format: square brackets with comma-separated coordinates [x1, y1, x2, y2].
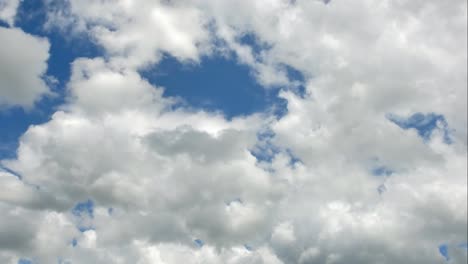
[142, 54, 289, 119]
[0, 0, 466, 263]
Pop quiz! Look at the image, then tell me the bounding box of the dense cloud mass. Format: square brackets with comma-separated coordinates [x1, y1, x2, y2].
[0, 0, 467, 263]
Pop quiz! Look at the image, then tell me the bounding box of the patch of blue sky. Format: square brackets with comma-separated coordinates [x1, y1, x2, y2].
[250, 143, 281, 163]
[17, 259, 33, 264]
[71, 238, 78, 247]
[72, 199, 94, 219]
[238, 33, 272, 57]
[0, 105, 59, 160]
[0, 18, 8, 27]
[372, 166, 393, 177]
[250, 131, 303, 169]
[438, 244, 450, 261]
[458, 242, 468, 249]
[282, 64, 307, 98]
[77, 226, 95, 233]
[239, 33, 307, 96]
[193, 239, 204, 248]
[250, 129, 280, 163]
[256, 128, 276, 141]
[0, 1, 102, 160]
[387, 112, 452, 144]
[244, 244, 253, 251]
[141, 54, 288, 119]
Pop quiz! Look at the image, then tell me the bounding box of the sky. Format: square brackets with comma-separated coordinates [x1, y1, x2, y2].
[0, 0, 466, 263]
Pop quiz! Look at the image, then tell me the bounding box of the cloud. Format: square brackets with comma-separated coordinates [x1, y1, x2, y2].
[0, 0, 466, 263]
[0, 27, 51, 109]
[46, 0, 212, 69]
[1, 57, 281, 262]
[0, 0, 20, 25]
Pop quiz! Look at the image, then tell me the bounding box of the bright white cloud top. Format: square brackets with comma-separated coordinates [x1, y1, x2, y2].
[0, 0, 467, 263]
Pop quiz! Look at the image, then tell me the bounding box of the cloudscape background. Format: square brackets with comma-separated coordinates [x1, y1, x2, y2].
[0, 0, 466, 263]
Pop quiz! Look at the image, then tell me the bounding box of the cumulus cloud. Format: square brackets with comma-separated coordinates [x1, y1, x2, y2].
[1, 57, 280, 263]
[0, 0, 466, 263]
[0, 27, 51, 108]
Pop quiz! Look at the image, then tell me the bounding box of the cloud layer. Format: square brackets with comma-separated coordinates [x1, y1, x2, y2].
[0, 0, 466, 263]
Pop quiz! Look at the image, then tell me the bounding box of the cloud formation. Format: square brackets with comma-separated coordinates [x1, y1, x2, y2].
[0, 0, 20, 26]
[0, 0, 466, 263]
[0, 27, 51, 108]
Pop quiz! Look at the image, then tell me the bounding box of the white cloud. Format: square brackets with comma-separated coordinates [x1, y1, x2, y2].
[0, 0, 20, 25]
[1, 58, 281, 262]
[0, 27, 51, 109]
[46, 0, 212, 69]
[0, 0, 466, 263]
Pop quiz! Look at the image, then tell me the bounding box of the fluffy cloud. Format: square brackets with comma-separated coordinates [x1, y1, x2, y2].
[0, 27, 51, 108]
[2, 58, 283, 262]
[0, 0, 466, 263]
[46, 0, 212, 69]
[0, 0, 20, 25]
